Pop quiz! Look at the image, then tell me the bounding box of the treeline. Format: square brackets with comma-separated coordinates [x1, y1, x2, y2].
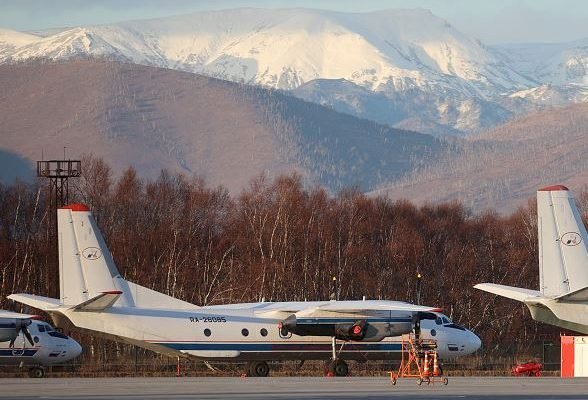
[0, 155, 574, 360]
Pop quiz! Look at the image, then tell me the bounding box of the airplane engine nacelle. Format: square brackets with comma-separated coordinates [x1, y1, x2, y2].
[279, 315, 413, 342]
[0, 319, 19, 342]
[360, 321, 413, 342]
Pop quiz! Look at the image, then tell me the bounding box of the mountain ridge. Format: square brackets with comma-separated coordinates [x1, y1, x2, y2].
[0, 7, 560, 135]
[0, 59, 443, 192]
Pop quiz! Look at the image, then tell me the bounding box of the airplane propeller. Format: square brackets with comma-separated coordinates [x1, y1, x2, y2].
[9, 319, 34, 348]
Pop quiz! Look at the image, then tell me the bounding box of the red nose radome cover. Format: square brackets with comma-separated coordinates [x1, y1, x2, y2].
[538, 185, 569, 192]
[60, 203, 90, 212]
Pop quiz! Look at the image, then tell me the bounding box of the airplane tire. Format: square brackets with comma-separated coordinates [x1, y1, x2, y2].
[329, 359, 349, 377]
[29, 367, 45, 378]
[248, 361, 270, 377]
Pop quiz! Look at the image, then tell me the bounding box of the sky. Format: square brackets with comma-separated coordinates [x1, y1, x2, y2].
[1, 0, 587, 44]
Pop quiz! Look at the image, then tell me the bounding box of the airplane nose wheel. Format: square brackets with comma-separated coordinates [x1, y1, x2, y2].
[247, 361, 270, 377]
[29, 367, 45, 378]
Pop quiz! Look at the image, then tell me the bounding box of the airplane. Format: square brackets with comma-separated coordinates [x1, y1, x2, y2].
[9, 203, 480, 377]
[476, 185, 588, 334]
[0, 310, 82, 377]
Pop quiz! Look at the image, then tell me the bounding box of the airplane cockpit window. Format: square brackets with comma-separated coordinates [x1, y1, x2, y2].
[48, 331, 69, 339]
[442, 317, 450, 324]
[44, 324, 55, 332]
[435, 317, 442, 325]
[37, 325, 46, 333]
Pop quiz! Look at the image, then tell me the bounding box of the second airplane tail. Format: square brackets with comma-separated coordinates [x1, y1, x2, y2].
[537, 185, 588, 297]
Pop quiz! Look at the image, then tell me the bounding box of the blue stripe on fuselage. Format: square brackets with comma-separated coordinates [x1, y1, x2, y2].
[0, 349, 39, 357]
[155, 342, 403, 352]
[295, 318, 411, 324]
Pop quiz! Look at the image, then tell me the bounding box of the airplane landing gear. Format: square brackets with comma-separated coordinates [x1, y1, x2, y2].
[327, 336, 349, 376]
[247, 361, 270, 377]
[29, 366, 45, 378]
[328, 359, 349, 377]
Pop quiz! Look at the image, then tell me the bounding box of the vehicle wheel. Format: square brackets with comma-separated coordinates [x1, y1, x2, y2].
[248, 361, 269, 377]
[443, 377, 449, 385]
[535, 371, 541, 377]
[416, 378, 422, 386]
[29, 367, 45, 378]
[329, 359, 348, 377]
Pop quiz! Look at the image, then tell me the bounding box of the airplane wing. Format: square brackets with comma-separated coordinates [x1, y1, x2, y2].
[312, 302, 442, 313]
[474, 283, 544, 302]
[254, 300, 442, 317]
[0, 310, 42, 319]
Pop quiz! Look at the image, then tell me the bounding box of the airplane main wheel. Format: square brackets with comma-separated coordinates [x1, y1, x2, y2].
[329, 359, 349, 377]
[248, 361, 270, 377]
[29, 367, 45, 378]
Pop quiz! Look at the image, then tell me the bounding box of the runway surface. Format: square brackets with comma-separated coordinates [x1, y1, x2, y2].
[2, 376, 588, 399]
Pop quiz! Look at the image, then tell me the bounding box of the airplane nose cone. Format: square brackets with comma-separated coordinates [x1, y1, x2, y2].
[69, 339, 82, 360]
[468, 332, 482, 354]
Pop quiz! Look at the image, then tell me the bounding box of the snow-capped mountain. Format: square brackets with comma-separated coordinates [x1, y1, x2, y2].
[493, 39, 588, 86]
[0, 8, 586, 135]
[0, 28, 39, 58]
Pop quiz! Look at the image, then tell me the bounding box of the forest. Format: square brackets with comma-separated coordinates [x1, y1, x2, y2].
[0, 155, 578, 374]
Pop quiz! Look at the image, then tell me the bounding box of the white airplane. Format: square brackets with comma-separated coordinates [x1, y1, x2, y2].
[0, 310, 82, 377]
[9, 203, 480, 376]
[476, 185, 588, 334]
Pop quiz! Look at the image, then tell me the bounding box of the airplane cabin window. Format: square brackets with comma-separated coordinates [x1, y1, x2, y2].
[260, 328, 268, 337]
[37, 325, 45, 333]
[34, 336, 40, 343]
[204, 328, 211, 337]
[241, 328, 249, 337]
[435, 317, 442, 325]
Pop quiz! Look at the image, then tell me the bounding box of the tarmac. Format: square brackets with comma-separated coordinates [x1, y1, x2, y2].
[1, 376, 588, 399]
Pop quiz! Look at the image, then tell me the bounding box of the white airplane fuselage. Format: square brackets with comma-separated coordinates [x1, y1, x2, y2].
[48, 303, 479, 362]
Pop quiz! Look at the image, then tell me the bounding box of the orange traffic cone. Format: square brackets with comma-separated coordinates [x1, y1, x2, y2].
[423, 352, 430, 377]
[433, 352, 440, 376]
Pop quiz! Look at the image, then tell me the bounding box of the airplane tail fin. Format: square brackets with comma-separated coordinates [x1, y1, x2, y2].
[58, 204, 120, 306]
[537, 185, 588, 297]
[57, 204, 197, 310]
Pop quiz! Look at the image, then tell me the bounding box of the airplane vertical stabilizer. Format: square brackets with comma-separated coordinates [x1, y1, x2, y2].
[58, 204, 120, 306]
[538, 185, 588, 296]
[58, 203, 198, 310]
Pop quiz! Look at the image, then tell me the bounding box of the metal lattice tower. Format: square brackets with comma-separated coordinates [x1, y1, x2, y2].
[37, 160, 81, 208]
[36, 159, 81, 300]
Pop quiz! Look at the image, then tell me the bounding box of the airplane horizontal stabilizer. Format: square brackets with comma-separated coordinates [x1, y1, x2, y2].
[8, 293, 62, 311]
[555, 286, 588, 302]
[72, 291, 123, 312]
[474, 283, 544, 302]
[0, 310, 43, 319]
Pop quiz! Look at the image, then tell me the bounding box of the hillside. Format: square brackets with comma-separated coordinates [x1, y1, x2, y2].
[372, 103, 588, 213]
[0, 8, 544, 135]
[0, 59, 442, 192]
